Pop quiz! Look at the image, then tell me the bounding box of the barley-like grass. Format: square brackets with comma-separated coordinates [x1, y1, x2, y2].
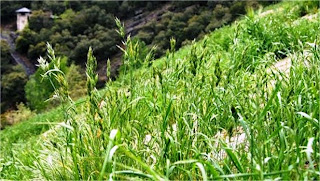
[1, 1, 319, 180]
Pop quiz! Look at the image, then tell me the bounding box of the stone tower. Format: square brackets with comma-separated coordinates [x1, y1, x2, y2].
[16, 7, 31, 31]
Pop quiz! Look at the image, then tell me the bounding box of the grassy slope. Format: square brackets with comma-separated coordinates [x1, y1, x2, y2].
[1, 1, 319, 180]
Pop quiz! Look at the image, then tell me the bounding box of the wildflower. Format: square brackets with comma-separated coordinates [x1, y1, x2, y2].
[172, 123, 177, 133]
[110, 129, 118, 140]
[99, 100, 107, 109]
[36, 56, 49, 71]
[144, 134, 152, 144]
[47, 155, 53, 166]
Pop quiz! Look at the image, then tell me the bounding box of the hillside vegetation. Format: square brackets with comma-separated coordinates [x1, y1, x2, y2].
[1, 1, 320, 180]
[1, 1, 273, 114]
[8, 1, 271, 63]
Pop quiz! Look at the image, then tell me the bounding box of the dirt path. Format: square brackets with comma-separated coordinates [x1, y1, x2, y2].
[124, 4, 171, 36]
[1, 31, 35, 75]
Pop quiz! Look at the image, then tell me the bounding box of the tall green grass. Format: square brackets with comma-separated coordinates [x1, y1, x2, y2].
[1, 1, 319, 180]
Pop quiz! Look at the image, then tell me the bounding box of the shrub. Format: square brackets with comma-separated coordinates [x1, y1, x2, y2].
[0, 103, 35, 130]
[153, 30, 169, 56]
[171, 12, 189, 22]
[136, 30, 153, 44]
[221, 13, 232, 24]
[65, 64, 86, 100]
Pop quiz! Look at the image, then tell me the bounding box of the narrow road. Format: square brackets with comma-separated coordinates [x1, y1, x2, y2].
[1, 32, 35, 76]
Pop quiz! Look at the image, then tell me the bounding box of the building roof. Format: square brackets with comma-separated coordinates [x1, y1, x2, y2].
[16, 7, 31, 13]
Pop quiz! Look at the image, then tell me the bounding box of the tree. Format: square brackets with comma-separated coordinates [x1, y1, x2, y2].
[1, 65, 28, 113]
[213, 4, 230, 20]
[28, 10, 53, 32]
[184, 21, 205, 40]
[230, 2, 247, 18]
[16, 28, 37, 55]
[28, 42, 47, 61]
[1, 40, 14, 74]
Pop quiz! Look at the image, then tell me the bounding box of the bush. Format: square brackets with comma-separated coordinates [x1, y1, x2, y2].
[25, 53, 87, 111]
[0, 103, 35, 130]
[154, 23, 165, 34]
[167, 20, 187, 46]
[25, 72, 54, 111]
[141, 20, 156, 33]
[136, 30, 153, 44]
[171, 12, 189, 22]
[66, 64, 86, 100]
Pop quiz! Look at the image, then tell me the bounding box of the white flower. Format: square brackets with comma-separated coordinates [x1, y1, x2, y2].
[99, 100, 107, 109]
[110, 129, 118, 140]
[36, 56, 49, 70]
[47, 155, 53, 166]
[144, 134, 152, 144]
[172, 123, 177, 132]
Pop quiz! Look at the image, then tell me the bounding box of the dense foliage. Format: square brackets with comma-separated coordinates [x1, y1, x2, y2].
[0, 41, 14, 74]
[12, 1, 279, 65]
[0, 41, 28, 113]
[1, 65, 28, 112]
[1, 1, 319, 180]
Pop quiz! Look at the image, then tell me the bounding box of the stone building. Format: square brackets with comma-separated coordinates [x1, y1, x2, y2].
[16, 7, 31, 31]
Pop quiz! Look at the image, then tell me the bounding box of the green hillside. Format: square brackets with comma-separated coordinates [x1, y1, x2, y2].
[1, 1, 320, 180]
[1, 1, 272, 114]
